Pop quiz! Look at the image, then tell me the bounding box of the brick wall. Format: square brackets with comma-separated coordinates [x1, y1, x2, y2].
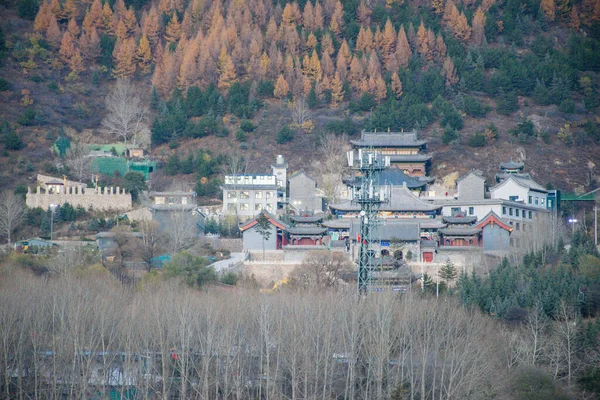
[26, 186, 132, 211]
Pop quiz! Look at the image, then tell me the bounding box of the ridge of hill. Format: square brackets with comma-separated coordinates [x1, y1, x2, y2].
[0, 0, 599, 196]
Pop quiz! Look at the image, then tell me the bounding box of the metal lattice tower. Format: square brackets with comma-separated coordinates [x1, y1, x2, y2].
[347, 148, 390, 295]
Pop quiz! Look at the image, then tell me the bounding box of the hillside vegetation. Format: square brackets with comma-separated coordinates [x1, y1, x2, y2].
[0, 0, 599, 192]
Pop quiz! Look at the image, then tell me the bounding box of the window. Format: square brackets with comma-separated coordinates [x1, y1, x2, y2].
[265, 204, 273, 212]
[266, 191, 273, 199]
[541, 198, 545, 206]
[240, 191, 249, 199]
[548, 199, 553, 209]
[515, 209, 520, 217]
[255, 204, 263, 211]
[529, 211, 533, 219]
[509, 195, 519, 201]
[451, 207, 461, 214]
[227, 191, 237, 199]
[523, 224, 527, 231]
[255, 191, 263, 199]
[227, 203, 236, 211]
[516, 223, 520, 231]
[468, 207, 474, 215]
[534, 197, 539, 205]
[502, 206, 507, 215]
[509, 208, 513, 216]
[528, 196, 532, 204]
[239, 203, 249, 211]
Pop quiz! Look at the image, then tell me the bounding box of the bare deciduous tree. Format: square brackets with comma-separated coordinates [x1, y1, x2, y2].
[65, 142, 92, 183]
[289, 97, 312, 131]
[312, 133, 350, 203]
[0, 191, 26, 244]
[289, 250, 353, 290]
[165, 210, 197, 253]
[101, 78, 149, 147]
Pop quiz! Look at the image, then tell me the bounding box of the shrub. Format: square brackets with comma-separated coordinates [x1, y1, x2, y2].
[559, 99, 576, 113]
[496, 90, 519, 115]
[463, 97, 489, 117]
[0, 77, 10, 91]
[468, 132, 487, 147]
[235, 129, 247, 142]
[239, 120, 256, 132]
[442, 128, 458, 145]
[441, 110, 463, 130]
[257, 80, 274, 98]
[357, 93, 376, 111]
[276, 126, 295, 144]
[17, 107, 36, 126]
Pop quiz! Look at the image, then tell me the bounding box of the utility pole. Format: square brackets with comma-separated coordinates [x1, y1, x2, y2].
[595, 205, 597, 247]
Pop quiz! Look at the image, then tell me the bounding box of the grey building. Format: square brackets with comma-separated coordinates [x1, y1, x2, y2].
[288, 170, 323, 214]
[148, 191, 205, 236]
[239, 212, 288, 251]
[221, 174, 279, 220]
[456, 170, 486, 201]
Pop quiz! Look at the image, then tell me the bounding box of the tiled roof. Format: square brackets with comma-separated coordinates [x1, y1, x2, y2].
[344, 169, 426, 189]
[350, 131, 427, 147]
[490, 175, 547, 193]
[456, 170, 485, 183]
[475, 210, 513, 232]
[349, 220, 421, 241]
[388, 154, 432, 162]
[439, 227, 482, 236]
[287, 226, 328, 235]
[442, 215, 478, 224]
[289, 215, 324, 223]
[500, 161, 524, 170]
[330, 185, 442, 212]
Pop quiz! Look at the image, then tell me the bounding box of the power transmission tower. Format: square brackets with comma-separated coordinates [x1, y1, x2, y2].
[347, 148, 389, 295]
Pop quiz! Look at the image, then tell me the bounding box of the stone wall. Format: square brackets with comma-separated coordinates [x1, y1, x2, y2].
[26, 186, 132, 212]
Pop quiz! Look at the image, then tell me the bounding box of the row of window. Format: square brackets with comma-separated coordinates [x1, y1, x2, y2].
[226, 190, 275, 199]
[528, 195, 545, 207]
[502, 206, 533, 219]
[227, 203, 273, 212]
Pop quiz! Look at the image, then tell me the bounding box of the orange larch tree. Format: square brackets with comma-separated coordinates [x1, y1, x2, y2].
[34, 2, 51, 32]
[442, 56, 458, 87]
[164, 13, 182, 44]
[472, 6, 486, 46]
[303, 1, 315, 30]
[113, 37, 137, 77]
[136, 34, 153, 75]
[356, 0, 371, 26]
[330, 72, 344, 107]
[395, 25, 412, 68]
[356, 26, 374, 53]
[416, 21, 430, 59]
[59, 31, 76, 66]
[46, 15, 62, 46]
[217, 47, 237, 90]
[391, 72, 403, 99]
[142, 5, 161, 47]
[314, 1, 324, 30]
[541, 0, 556, 21]
[274, 74, 290, 98]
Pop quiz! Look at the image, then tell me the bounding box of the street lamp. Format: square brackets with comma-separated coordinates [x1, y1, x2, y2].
[568, 218, 578, 236]
[49, 204, 58, 241]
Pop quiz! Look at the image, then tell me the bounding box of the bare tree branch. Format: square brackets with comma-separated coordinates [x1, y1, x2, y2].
[101, 78, 149, 147]
[0, 191, 25, 244]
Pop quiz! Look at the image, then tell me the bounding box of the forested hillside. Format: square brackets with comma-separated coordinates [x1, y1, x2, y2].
[0, 0, 600, 192]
